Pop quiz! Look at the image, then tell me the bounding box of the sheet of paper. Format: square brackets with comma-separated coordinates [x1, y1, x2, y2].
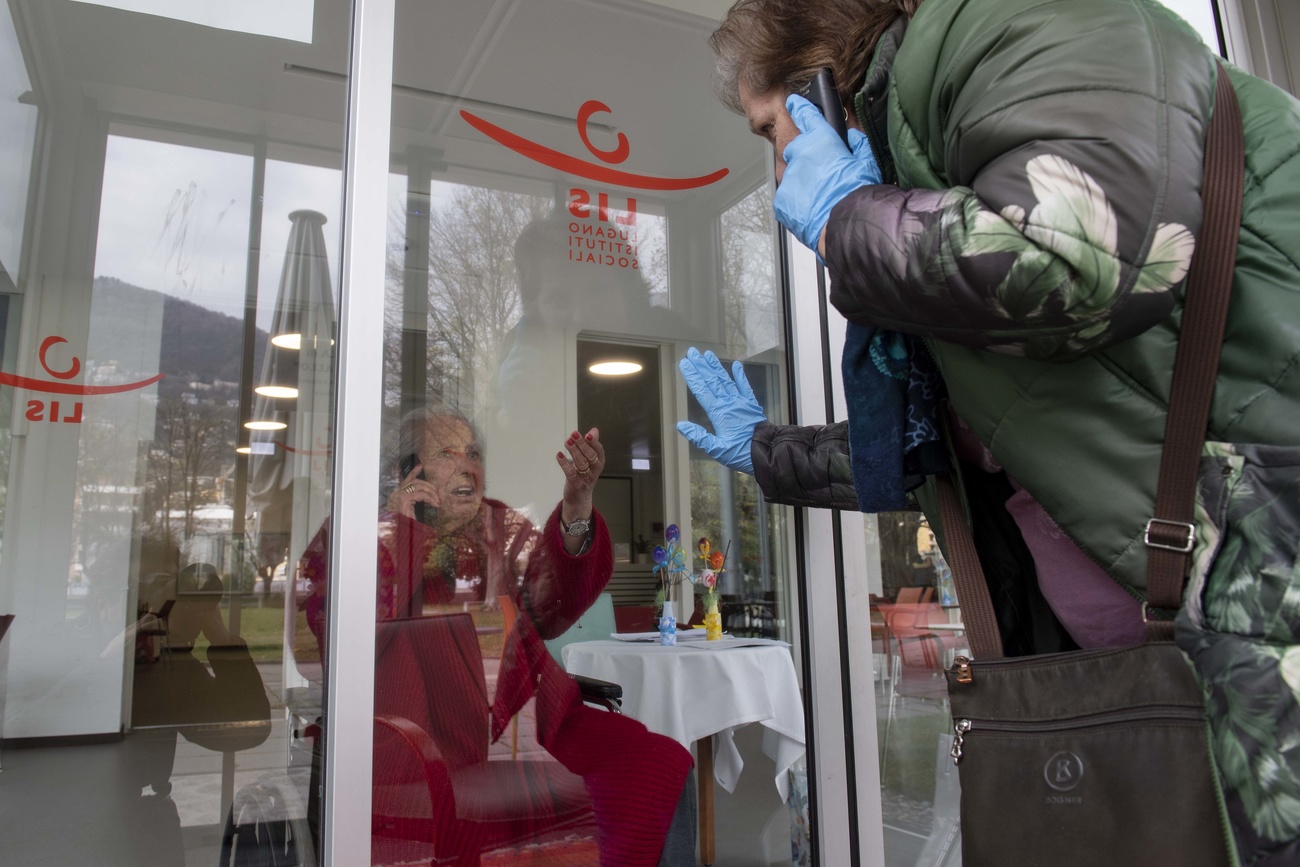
[609, 629, 711, 642]
[607, 631, 789, 649]
[697, 636, 791, 649]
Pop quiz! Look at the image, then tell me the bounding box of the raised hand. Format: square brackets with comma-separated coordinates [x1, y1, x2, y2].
[556, 429, 605, 544]
[675, 347, 767, 475]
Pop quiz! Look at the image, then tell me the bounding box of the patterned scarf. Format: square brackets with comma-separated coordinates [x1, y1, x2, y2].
[841, 322, 949, 511]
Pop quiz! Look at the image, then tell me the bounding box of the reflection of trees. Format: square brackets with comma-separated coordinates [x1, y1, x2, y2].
[385, 185, 549, 416]
[75, 418, 146, 564]
[719, 185, 777, 359]
[146, 398, 235, 538]
[879, 511, 931, 594]
[688, 459, 768, 595]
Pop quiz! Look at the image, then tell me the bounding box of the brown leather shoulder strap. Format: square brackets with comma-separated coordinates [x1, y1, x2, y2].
[1144, 63, 1244, 641]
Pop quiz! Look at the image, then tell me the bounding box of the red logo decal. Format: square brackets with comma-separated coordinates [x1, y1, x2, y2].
[461, 100, 728, 191]
[0, 335, 163, 395]
[273, 439, 332, 458]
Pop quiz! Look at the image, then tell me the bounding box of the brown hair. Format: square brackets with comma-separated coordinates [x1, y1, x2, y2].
[709, 0, 922, 113]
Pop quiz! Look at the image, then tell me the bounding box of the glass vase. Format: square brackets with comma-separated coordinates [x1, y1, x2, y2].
[704, 600, 722, 640]
[659, 582, 678, 646]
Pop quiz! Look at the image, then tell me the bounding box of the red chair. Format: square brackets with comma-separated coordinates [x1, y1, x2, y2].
[895, 586, 925, 604]
[876, 601, 944, 672]
[372, 614, 597, 866]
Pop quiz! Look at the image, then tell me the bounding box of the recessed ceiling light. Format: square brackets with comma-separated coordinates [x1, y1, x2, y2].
[271, 333, 302, 350]
[255, 385, 299, 399]
[235, 446, 252, 455]
[245, 420, 288, 431]
[589, 361, 643, 376]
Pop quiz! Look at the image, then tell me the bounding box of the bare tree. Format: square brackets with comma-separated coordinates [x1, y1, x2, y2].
[719, 184, 778, 359]
[149, 397, 235, 538]
[385, 184, 550, 416]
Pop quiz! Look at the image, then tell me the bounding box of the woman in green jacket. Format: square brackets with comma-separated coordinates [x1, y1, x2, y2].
[677, 0, 1300, 862]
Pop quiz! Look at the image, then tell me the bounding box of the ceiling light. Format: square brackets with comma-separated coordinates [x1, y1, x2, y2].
[255, 385, 299, 399]
[235, 446, 252, 455]
[589, 361, 643, 376]
[245, 420, 288, 431]
[271, 333, 302, 350]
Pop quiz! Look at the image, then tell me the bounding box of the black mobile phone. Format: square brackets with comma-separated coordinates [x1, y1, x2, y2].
[399, 453, 430, 524]
[805, 67, 850, 148]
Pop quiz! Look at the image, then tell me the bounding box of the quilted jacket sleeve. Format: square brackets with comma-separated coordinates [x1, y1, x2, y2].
[751, 421, 860, 510]
[825, 0, 1216, 362]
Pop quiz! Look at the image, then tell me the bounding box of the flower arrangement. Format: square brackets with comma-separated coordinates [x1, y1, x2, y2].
[694, 537, 728, 609]
[652, 525, 689, 645]
[694, 536, 729, 640]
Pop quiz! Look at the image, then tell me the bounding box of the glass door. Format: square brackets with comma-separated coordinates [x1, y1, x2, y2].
[365, 1, 808, 864]
[0, 1, 350, 864]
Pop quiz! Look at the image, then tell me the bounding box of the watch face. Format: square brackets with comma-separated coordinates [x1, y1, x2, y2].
[564, 518, 591, 536]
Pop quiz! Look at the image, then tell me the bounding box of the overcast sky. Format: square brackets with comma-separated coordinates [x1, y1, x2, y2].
[94, 136, 342, 332]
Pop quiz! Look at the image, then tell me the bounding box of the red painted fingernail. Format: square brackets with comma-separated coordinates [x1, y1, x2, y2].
[585, 433, 593, 441]
[557, 452, 564, 460]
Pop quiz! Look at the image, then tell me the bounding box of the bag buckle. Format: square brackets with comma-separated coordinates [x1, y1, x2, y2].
[1144, 518, 1195, 553]
[1140, 601, 1178, 624]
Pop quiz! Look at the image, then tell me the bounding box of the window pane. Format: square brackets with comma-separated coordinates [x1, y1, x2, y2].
[0, 2, 350, 864]
[366, 2, 807, 865]
[868, 511, 965, 866]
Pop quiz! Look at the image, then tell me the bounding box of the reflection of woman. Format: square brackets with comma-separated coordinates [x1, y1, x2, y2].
[386, 404, 605, 610]
[493, 211, 712, 435]
[132, 562, 272, 748]
[300, 406, 693, 866]
[301, 405, 611, 640]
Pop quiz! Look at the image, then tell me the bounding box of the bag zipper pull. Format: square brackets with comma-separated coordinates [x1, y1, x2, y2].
[953, 655, 973, 684]
[951, 718, 971, 765]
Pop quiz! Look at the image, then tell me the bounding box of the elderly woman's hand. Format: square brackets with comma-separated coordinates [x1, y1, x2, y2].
[387, 461, 434, 519]
[555, 428, 604, 548]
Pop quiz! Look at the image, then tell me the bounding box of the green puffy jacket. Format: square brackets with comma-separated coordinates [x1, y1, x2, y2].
[805, 0, 1300, 860]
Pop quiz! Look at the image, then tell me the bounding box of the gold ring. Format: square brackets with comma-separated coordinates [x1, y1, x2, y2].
[576, 468, 590, 475]
[403, 484, 416, 493]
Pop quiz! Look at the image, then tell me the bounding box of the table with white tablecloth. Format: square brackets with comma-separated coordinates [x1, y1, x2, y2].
[562, 636, 805, 865]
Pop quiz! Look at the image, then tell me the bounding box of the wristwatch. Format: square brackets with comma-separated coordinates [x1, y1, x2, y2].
[560, 515, 592, 537]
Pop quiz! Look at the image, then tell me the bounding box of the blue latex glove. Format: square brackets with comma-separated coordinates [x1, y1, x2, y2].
[774, 94, 881, 255]
[675, 347, 767, 475]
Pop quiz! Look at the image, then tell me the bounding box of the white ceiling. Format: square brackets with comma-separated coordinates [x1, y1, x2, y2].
[18, 0, 768, 208]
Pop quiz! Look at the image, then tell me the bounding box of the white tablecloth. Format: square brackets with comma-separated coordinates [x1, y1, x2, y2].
[562, 637, 805, 800]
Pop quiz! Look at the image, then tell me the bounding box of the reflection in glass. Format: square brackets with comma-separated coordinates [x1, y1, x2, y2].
[0, 1, 348, 861]
[0, 0, 37, 281]
[381, 0, 802, 861]
[870, 512, 966, 865]
[294, 403, 694, 865]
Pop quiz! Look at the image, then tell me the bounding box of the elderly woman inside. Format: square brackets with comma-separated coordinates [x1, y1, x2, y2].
[379, 404, 605, 612]
[299, 405, 693, 867]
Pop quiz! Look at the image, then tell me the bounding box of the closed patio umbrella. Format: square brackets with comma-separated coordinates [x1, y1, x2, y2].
[248, 210, 336, 605]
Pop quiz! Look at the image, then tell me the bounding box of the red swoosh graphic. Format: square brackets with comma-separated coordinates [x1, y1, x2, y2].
[461, 111, 728, 191]
[0, 370, 163, 395]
